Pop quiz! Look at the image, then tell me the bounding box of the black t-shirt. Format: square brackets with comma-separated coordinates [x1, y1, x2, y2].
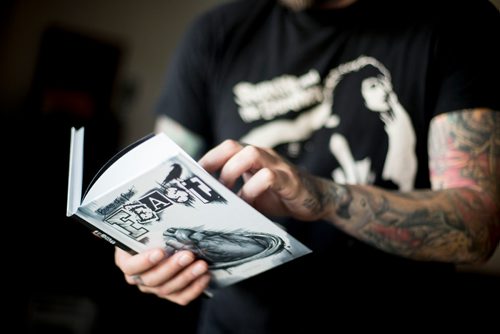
[155, 0, 499, 332]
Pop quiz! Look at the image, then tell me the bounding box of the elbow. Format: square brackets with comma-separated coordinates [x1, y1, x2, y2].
[463, 225, 499, 265]
[465, 247, 495, 265]
[458, 188, 500, 265]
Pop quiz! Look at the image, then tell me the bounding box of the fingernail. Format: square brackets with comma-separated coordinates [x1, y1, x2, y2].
[149, 250, 164, 263]
[178, 253, 194, 267]
[192, 262, 207, 276]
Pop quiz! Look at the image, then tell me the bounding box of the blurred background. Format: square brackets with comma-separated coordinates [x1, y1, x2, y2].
[1, 1, 222, 333]
[1, 0, 498, 333]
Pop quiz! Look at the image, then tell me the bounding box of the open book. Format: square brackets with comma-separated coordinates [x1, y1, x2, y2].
[66, 128, 311, 288]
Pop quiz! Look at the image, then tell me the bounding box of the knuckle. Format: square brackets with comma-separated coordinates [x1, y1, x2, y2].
[140, 276, 151, 287]
[158, 284, 175, 296]
[163, 295, 177, 303]
[195, 276, 210, 291]
[243, 145, 260, 159]
[262, 146, 276, 156]
[261, 167, 276, 183]
[120, 265, 132, 275]
[189, 261, 208, 278]
[222, 139, 240, 151]
[121, 265, 137, 276]
[176, 297, 189, 306]
[137, 285, 148, 293]
[161, 261, 182, 280]
[124, 274, 135, 285]
[114, 253, 122, 267]
[147, 276, 163, 288]
[114, 258, 125, 272]
[120, 260, 141, 276]
[240, 186, 255, 201]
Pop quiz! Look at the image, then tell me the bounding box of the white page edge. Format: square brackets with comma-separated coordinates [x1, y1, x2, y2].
[66, 127, 84, 216]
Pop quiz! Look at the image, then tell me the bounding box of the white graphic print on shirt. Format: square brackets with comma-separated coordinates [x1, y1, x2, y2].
[234, 56, 417, 191]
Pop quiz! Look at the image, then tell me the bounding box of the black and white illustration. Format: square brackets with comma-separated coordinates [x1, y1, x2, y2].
[163, 228, 285, 269]
[235, 56, 417, 191]
[67, 128, 310, 288]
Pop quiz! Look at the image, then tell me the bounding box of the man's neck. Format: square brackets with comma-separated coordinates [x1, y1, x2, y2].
[316, 0, 358, 9]
[279, 0, 359, 12]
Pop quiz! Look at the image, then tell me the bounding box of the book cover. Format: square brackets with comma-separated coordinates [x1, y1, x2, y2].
[66, 127, 311, 288]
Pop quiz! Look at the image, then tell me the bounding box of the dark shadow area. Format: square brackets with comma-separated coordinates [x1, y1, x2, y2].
[2, 24, 201, 333]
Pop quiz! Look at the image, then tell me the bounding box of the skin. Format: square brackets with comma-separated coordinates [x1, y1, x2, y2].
[115, 248, 210, 306]
[279, 0, 358, 11]
[115, 108, 499, 305]
[114, 0, 499, 308]
[116, 0, 363, 304]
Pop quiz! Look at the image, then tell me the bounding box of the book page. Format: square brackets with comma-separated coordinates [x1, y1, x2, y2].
[78, 151, 311, 288]
[82, 133, 181, 205]
[66, 127, 84, 216]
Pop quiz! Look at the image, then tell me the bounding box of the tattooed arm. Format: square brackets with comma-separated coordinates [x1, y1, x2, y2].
[305, 109, 499, 263]
[200, 109, 499, 264]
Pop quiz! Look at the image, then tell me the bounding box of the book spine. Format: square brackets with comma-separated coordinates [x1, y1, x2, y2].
[73, 215, 138, 255]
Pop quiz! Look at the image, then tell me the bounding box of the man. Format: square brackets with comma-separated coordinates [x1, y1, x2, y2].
[115, 0, 499, 331]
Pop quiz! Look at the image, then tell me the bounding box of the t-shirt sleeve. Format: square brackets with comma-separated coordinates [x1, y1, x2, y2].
[154, 12, 215, 144]
[432, 0, 500, 116]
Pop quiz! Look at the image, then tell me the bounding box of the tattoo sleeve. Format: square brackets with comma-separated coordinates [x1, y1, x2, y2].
[316, 109, 499, 263]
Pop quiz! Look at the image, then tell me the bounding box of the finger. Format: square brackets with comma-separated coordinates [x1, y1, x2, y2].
[242, 171, 253, 183]
[124, 273, 137, 286]
[238, 167, 274, 205]
[114, 247, 133, 267]
[239, 167, 295, 204]
[138, 251, 197, 287]
[198, 140, 243, 173]
[151, 260, 208, 296]
[168, 274, 211, 306]
[156, 260, 209, 296]
[115, 248, 166, 276]
[133, 262, 209, 302]
[137, 283, 155, 294]
[219, 145, 272, 188]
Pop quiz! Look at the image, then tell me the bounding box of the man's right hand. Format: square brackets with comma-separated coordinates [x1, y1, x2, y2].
[114, 247, 211, 305]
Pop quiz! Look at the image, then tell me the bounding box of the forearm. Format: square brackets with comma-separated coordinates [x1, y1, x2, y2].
[305, 109, 500, 264]
[309, 177, 499, 264]
[200, 110, 499, 263]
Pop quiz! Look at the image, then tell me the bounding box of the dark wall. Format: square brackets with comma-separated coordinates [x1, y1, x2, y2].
[3, 25, 200, 334]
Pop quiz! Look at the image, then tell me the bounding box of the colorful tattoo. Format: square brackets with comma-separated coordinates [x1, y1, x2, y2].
[321, 109, 499, 263]
[429, 109, 499, 193]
